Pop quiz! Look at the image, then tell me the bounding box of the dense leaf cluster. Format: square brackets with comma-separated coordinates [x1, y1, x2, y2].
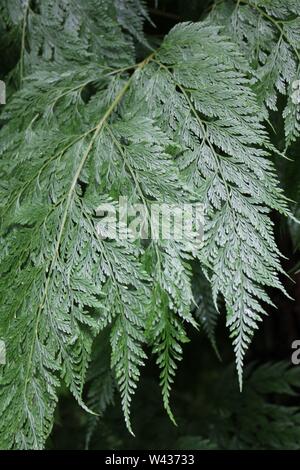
[0, 0, 299, 449]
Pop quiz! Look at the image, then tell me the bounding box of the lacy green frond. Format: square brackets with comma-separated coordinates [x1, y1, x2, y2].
[0, 0, 148, 84]
[0, 0, 294, 450]
[130, 20, 289, 387]
[211, 0, 300, 148]
[0, 46, 196, 445]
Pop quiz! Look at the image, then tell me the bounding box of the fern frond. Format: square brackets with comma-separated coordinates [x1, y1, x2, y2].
[145, 269, 192, 424]
[211, 0, 300, 147]
[0, 63, 144, 447]
[135, 21, 289, 386]
[0, 3, 292, 448]
[0, 44, 196, 444]
[0, 0, 147, 82]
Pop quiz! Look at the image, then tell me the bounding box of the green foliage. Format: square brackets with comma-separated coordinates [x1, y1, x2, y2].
[211, 0, 300, 148]
[0, 0, 148, 74]
[0, 0, 299, 450]
[84, 361, 300, 450]
[178, 362, 300, 450]
[85, 330, 115, 449]
[150, 21, 289, 387]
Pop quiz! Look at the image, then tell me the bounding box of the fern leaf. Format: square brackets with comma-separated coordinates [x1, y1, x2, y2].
[0, 0, 147, 83]
[0, 3, 292, 448]
[211, 0, 300, 147]
[134, 21, 289, 386]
